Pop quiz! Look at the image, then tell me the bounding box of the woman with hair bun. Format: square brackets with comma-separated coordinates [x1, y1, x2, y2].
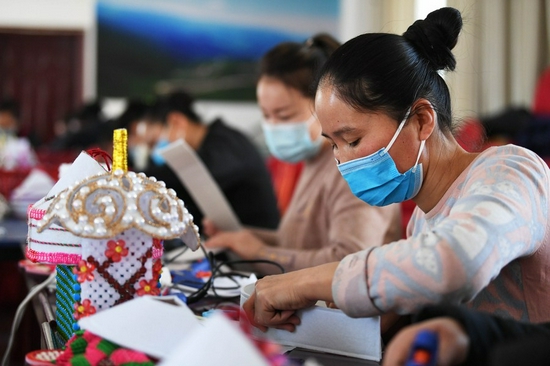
[204, 33, 402, 274]
[243, 7, 550, 335]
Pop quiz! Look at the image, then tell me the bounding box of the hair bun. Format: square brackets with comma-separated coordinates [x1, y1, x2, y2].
[304, 33, 341, 58]
[403, 7, 463, 71]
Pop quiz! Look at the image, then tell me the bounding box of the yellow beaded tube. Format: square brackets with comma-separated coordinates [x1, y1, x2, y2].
[112, 128, 128, 173]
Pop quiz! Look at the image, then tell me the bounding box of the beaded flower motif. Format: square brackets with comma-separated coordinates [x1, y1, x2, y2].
[152, 259, 163, 281]
[136, 279, 160, 296]
[105, 239, 129, 262]
[73, 299, 97, 320]
[73, 260, 96, 283]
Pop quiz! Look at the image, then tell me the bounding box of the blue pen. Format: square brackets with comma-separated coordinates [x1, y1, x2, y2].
[405, 329, 438, 366]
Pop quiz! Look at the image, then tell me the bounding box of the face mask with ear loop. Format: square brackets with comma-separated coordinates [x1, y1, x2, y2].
[337, 109, 426, 206]
[261, 116, 323, 163]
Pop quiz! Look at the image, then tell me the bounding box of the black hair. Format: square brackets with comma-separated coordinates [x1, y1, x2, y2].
[116, 98, 150, 130]
[317, 7, 463, 133]
[259, 33, 341, 99]
[0, 99, 20, 120]
[149, 90, 201, 125]
[74, 100, 107, 126]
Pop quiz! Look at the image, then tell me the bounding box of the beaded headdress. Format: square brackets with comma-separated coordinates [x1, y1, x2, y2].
[27, 129, 199, 343]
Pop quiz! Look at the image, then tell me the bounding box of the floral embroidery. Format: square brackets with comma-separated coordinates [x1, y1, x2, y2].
[136, 279, 160, 296]
[152, 259, 163, 281]
[105, 239, 129, 262]
[153, 238, 163, 250]
[73, 260, 96, 283]
[73, 299, 96, 320]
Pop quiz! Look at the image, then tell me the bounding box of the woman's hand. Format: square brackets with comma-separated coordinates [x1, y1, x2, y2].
[382, 317, 470, 366]
[204, 228, 265, 260]
[242, 262, 339, 332]
[201, 218, 220, 237]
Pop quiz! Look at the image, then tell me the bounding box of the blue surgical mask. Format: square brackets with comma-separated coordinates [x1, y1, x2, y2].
[262, 117, 322, 163]
[337, 111, 425, 206]
[151, 138, 170, 166]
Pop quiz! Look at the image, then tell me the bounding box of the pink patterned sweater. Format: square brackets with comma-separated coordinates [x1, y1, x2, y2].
[332, 145, 550, 323]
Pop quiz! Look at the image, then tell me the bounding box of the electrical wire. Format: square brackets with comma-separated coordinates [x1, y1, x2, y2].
[184, 248, 285, 304]
[209, 259, 285, 298]
[162, 244, 189, 265]
[1, 271, 56, 366]
[185, 246, 216, 304]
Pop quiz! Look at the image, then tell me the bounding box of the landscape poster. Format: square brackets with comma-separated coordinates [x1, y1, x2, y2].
[97, 0, 340, 101]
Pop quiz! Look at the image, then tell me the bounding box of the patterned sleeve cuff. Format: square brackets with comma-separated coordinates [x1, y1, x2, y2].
[332, 248, 379, 318]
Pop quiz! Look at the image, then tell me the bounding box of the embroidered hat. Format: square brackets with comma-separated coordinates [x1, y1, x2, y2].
[26, 129, 200, 343]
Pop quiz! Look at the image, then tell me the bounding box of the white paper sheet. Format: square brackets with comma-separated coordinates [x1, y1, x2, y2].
[159, 313, 269, 366]
[240, 283, 382, 361]
[48, 151, 107, 197]
[77, 296, 201, 359]
[158, 139, 241, 232]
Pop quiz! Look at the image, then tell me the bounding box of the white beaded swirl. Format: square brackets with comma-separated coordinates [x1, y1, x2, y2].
[36, 171, 200, 247]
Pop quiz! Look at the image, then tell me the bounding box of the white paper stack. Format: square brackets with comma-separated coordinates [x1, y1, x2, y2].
[240, 283, 382, 362]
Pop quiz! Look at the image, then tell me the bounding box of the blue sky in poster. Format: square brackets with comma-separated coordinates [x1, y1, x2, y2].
[97, 0, 340, 61]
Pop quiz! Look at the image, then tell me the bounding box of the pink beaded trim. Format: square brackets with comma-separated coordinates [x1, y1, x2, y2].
[152, 247, 163, 259]
[26, 247, 82, 264]
[28, 206, 46, 220]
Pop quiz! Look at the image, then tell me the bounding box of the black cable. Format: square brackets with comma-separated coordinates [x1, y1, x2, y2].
[216, 259, 285, 275]
[179, 244, 286, 305]
[210, 259, 285, 298]
[185, 247, 216, 304]
[206, 258, 285, 300]
[163, 245, 189, 265]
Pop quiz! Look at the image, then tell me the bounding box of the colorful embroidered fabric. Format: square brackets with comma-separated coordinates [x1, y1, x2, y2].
[55, 330, 155, 366]
[56, 264, 79, 343]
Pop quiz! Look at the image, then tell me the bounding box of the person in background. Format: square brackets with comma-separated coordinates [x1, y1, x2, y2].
[115, 98, 152, 171]
[204, 34, 402, 277]
[0, 99, 36, 169]
[144, 90, 280, 232]
[49, 100, 110, 153]
[242, 7, 550, 337]
[0, 100, 19, 137]
[383, 304, 550, 366]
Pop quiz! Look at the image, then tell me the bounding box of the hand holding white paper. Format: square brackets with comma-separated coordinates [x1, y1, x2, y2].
[240, 283, 382, 361]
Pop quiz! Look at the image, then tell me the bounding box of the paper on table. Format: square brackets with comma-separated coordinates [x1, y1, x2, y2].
[159, 313, 269, 366]
[78, 296, 201, 360]
[240, 283, 382, 361]
[158, 139, 241, 232]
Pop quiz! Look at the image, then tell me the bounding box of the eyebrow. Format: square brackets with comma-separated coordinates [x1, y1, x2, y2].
[272, 106, 293, 115]
[260, 105, 292, 117]
[322, 126, 358, 139]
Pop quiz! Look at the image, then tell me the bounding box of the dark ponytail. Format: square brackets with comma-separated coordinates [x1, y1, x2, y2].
[259, 33, 341, 98]
[317, 7, 463, 133]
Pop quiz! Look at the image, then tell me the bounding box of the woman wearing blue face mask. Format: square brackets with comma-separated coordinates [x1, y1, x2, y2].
[242, 7, 550, 339]
[204, 34, 402, 276]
